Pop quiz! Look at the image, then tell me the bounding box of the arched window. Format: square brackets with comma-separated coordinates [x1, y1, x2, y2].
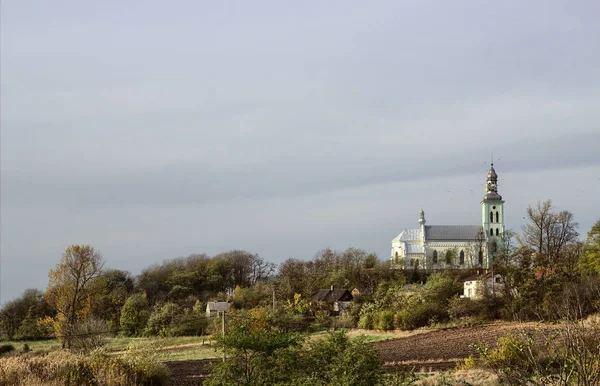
[490, 211, 494, 222]
[478, 250, 483, 265]
[490, 228, 493, 236]
[496, 228, 499, 236]
[496, 211, 499, 223]
[394, 251, 398, 262]
[433, 250, 438, 264]
[459, 250, 465, 264]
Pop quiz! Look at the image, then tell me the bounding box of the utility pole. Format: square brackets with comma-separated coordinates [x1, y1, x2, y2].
[221, 311, 226, 362]
[272, 285, 276, 313]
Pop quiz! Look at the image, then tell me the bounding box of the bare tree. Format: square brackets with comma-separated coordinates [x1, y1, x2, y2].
[518, 200, 579, 269]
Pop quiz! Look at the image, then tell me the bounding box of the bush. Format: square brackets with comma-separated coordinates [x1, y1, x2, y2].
[448, 297, 485, 320]
[70, 318, 109, 353]
[0, 344, 15, 355]
[357, 303, 377, 329]
[377, 310, 395, 331]
[398, 302, 441, 330]
[22, 343, 30, 353]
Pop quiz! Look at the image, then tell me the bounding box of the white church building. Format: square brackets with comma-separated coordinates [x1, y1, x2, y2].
[391, 164, 505, 270]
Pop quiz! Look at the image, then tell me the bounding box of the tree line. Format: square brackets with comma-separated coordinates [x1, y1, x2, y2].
[1, 199, 599, 349]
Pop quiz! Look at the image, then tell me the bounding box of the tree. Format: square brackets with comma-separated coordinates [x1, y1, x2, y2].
[89, 269, 134, 331]
[46, 245, 104, 349]
[519, 200, 579, 270]
[119, 293, 150, 336]
[0, 289, 49, 340]
[578, 220, 600, 276]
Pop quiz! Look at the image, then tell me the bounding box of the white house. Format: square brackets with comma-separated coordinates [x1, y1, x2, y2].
[463, 273, 505, 299]
[391, 164, 505, 270]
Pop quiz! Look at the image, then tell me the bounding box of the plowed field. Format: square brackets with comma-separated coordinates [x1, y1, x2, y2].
[166, 322, 556, 384]
[375, 322, 556, 371]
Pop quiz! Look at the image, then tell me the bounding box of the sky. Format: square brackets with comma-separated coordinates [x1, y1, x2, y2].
[1, 1, 599, 303]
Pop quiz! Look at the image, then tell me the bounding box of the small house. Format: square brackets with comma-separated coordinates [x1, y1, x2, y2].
[463, 273, 504, 299]
[311, 287, 353, 315]
[206, 302, 231, 317]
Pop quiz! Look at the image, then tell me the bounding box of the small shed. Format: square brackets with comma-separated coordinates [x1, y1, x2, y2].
[206, 302, 231, 317]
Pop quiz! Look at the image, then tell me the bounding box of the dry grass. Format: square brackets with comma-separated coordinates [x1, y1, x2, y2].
[415, 369, 499, 385]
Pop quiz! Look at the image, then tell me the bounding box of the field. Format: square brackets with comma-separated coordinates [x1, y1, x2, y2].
[163, 322, 558, 385]
[1, 322, 556, 385]
[374, 321, 556, 372]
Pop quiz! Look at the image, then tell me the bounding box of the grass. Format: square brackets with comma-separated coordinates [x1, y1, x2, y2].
[0, 328, 407, 361]
[0, 336, 222, 361]
[1, 339, 62, 353]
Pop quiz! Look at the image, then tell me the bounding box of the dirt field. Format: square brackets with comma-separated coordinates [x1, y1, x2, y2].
[375, 321, 555, 371]
[165, 322, 555, 384]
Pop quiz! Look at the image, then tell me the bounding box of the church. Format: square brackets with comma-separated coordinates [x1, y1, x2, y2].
[390, 164, 505, 270]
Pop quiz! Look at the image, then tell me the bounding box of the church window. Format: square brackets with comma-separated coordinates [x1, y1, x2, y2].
[496, 228, 499, 236]
[490, 211, 494, 223]
[493, 206, 496, 209]
[459, 250, 465, 265]
[478, 250, 483, 265]
[495, 211, 499, 222]
[490, 228, 493, 236]
[433, 250, 438, 264]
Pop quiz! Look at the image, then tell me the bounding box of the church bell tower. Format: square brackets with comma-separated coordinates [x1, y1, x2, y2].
[481, 163, 505, 262]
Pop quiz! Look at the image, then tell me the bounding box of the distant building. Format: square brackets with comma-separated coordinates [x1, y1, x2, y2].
[462, 273, 504, 299]
[206, 302, 231, 317]
[391, 164, 506, 270]
[311, 287, 353, 315]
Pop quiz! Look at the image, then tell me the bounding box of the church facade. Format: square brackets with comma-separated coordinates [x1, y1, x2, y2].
[391, 164, 505, 270]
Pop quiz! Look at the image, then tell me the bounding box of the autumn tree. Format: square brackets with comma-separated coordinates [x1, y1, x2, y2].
[578, 220, 600, 276]
[46, 245, 104, 349]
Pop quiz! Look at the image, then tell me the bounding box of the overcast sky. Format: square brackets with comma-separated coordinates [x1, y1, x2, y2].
[1, 1, 599, 303]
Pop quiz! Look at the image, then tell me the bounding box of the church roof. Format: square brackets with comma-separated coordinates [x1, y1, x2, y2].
[406, 244, 425, 254]
[393, 228, 421, 242]
[425, 225, 483, 241]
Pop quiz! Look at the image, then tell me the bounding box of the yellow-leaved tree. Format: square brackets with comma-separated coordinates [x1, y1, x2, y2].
[46, 245, 104, 349]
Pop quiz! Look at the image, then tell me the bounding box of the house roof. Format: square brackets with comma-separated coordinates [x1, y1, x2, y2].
[425, 225, 483, 241]
[206, 302, 231, 311]
[312, 289, 331, 302]
[312, 289, 353, 303]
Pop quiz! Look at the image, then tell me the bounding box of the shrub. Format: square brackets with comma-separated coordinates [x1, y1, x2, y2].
[398, 302, 441, 330]
[448, 297, 485, 320]
[22, 343, 30, 353]
[70, 318, 109, 353]
[377, 310, 395, 331]
[358, 303, 377, 329]
[0, 344, 15, 355]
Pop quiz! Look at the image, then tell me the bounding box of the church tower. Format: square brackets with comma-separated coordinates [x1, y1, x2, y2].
[481, 163, 504, 261]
